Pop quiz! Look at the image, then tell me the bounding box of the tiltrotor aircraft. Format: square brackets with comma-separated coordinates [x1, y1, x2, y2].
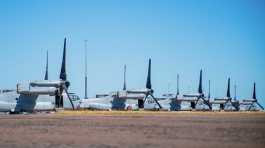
[211, 78, 239, 111]
[0, 38, 80, 113]
[148, 70, 212, 111]
[79, 59, 162, 110]
[239, 82, 264, 111]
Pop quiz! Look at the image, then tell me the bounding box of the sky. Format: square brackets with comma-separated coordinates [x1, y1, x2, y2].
[0, 0, 265, 105]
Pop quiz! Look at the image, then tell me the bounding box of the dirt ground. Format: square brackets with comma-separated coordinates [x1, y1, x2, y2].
[0, 111, 265, 148]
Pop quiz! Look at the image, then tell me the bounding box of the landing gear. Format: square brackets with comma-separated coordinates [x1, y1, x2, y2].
[191, 102, 196, 109]
[220, 104, 224, 110]
[138, 99, 144, 108]
[55, 95, 64, 108]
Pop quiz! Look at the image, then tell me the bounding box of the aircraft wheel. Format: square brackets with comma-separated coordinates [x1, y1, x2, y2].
[126, 106, 132, 111]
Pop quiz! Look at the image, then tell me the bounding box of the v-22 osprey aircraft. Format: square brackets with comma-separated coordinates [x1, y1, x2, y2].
[0, 38, 80, 113]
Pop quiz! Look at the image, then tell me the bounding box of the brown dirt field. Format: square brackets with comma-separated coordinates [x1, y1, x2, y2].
[0, 111, 265, 148]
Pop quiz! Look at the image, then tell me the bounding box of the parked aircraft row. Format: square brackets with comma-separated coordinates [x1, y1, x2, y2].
[0, 38, 263, 113]
[79, 60, 264, 112]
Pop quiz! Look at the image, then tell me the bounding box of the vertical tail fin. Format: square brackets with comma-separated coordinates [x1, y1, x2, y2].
[44, 50, 48, 80]
[146, 59, 152, 89]
[198, 69, 203, 94]
[60, 38, 67, 81]
[227, 78, 231, 98]
[253, 82, 256, 100]
[123, 65, 127, 90]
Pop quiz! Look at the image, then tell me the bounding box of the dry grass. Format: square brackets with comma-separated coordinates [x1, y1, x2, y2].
[1, 111, 265, 148]
[58, 110, 265, 116]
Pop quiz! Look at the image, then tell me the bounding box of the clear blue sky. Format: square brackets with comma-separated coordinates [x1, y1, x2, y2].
[0, 0, 265, 105]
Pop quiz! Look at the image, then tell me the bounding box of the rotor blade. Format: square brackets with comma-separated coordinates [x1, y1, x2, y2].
[143, 95, 148, 104]
[150, 94, 162, 109]
[44, 50, 48, 80]
[248, 104, 253, 111]
[256, 102, 264, 110]
[123, 65, 126, 90]
[60, 38, 67, 81]
[253, 82, 256, 100]
[202, 97, 212, 110]
[198, 69, 203, 94]
[146, 58, 152, 89]
[63, 85, 75, 110]
[227, 78, 231, 98]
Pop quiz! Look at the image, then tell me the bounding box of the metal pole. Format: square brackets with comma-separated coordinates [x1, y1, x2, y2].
[123, 65, 126, 90]
[208, 80, 211, 99]
[177, 74, 179, 96]
[84, 40, 88, 99]
[234, 84, 237, 100]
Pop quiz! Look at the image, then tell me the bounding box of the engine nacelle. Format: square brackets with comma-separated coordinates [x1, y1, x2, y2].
[30, 80, 64, 88]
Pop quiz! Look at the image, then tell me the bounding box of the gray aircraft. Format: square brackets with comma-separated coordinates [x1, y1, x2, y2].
[0, 38, 79, 113]
[79, 59, 162, 110]
[180, 70, 212, 110]
[211, 78, 239, 111]
[239, 82, 264, 111]
[144, 74, 180, 111]
[152, 70, 211, 111]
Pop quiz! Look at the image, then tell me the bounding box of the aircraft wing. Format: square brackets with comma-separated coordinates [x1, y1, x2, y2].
[183, 93, 202, 98]
[242, 99, 256, 102]
[256, 102, 264, 110]
[126, 88, 150, 94]
[177, 97, 198, 101]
